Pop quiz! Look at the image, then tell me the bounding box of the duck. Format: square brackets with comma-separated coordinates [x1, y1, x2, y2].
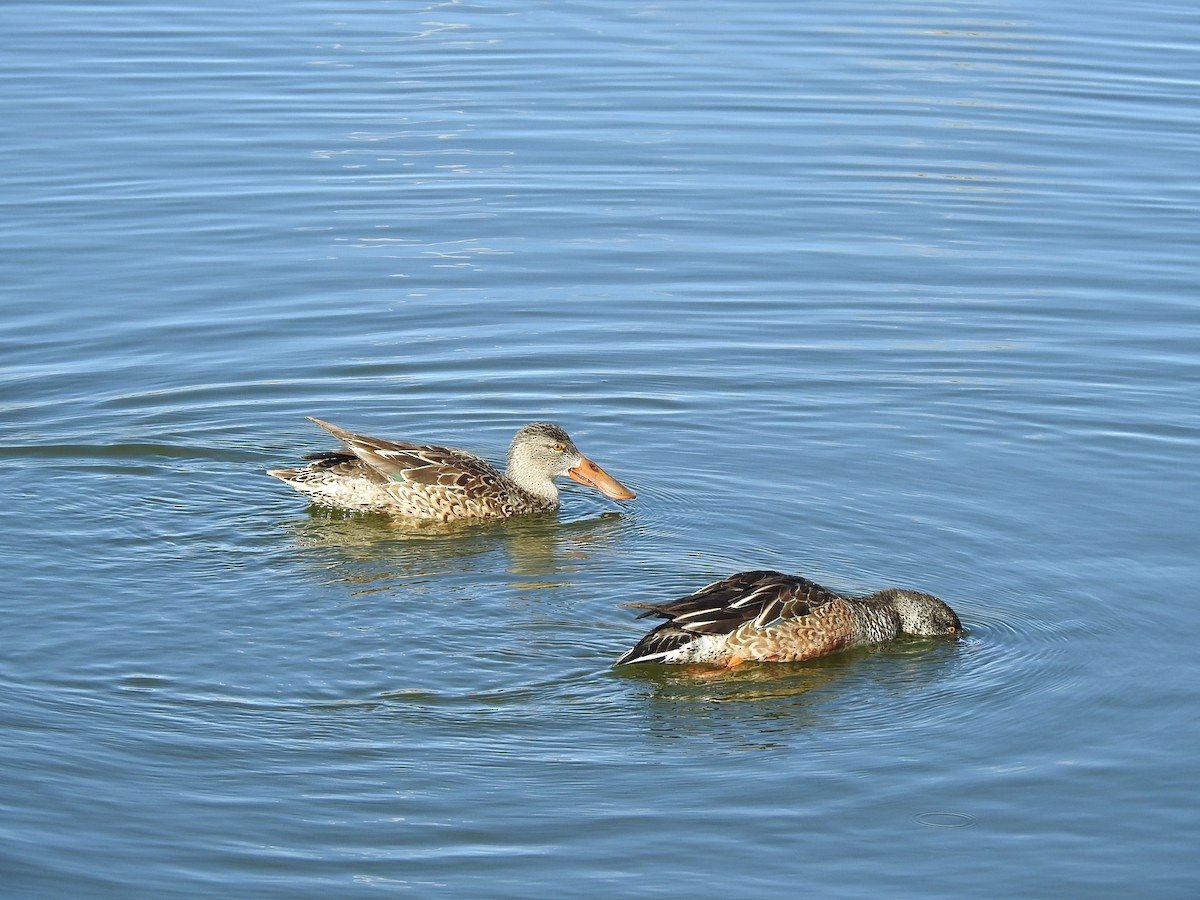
[268, 418, 635, 522]
[615, 570, 961, 667]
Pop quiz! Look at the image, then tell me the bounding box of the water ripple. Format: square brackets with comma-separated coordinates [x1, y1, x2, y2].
[4, 0, 1198, 894]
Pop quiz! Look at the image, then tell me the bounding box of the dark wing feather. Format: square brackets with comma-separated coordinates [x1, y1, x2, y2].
[615, 571, 844, 665]
[622, 570, 778, 618]
[296, 450, 389, 483]
[613, 625, 696, 665]
[624, 571, 841, 633]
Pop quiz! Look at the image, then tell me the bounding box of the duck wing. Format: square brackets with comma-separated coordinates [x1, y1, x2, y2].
[307, 417, 507, 493]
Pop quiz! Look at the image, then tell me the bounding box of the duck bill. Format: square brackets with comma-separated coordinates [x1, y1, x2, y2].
[567, 455, 636, 500]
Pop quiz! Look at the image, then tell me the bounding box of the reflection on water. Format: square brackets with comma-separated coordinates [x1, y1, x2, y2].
[616, 639, 965, 750]
[282, 505, 632, 593]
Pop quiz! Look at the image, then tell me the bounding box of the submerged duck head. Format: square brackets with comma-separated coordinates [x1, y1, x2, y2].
[872, 588, 963, 636]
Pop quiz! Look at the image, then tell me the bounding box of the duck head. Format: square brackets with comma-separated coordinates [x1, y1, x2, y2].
[506, 423, 636, 502]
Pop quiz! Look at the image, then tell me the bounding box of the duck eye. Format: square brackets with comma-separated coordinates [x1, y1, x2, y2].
[551, 443, 564, 452]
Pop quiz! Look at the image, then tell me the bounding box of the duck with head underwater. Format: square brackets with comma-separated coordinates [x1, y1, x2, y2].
[615, 570, 961, 667]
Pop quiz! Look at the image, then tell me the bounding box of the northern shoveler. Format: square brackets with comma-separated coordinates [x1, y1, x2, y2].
[268, 418, 635, 521]
[616, 570, 961, 667]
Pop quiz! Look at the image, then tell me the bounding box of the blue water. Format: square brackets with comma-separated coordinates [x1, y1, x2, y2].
[2, 0, 1198, 896]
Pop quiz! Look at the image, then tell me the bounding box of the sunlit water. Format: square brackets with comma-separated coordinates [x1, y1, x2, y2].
[2, 0, 1198, 896]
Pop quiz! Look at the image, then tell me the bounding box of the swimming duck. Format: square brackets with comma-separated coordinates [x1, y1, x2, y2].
[615, 570, 960, 667]
[268, 418, 635, 521]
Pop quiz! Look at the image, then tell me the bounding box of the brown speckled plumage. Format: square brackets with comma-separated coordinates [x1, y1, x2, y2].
[268, 418, 634, 522]
[615, 570, 961, 666]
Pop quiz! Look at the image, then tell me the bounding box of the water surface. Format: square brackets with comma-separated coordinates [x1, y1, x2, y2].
[2, 0, 1198, 896]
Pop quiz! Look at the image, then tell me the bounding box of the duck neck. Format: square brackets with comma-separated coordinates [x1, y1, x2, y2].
[846, 598, 902, 644]
[504, 459, 560, 503]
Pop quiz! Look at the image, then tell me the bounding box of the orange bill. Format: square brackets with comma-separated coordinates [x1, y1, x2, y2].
[567, 455, 636, 500]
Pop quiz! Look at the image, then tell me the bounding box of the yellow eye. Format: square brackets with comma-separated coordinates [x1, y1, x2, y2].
[551, 443, 564, 451]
